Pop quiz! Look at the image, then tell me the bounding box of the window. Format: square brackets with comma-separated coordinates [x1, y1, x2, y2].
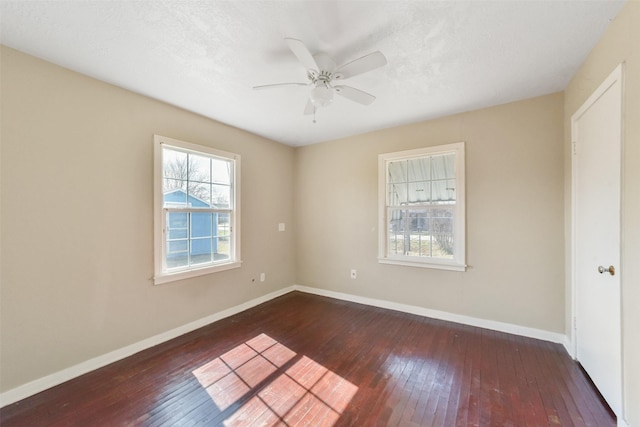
[154, 135, 241, 284]
[378, 143, 465, 271]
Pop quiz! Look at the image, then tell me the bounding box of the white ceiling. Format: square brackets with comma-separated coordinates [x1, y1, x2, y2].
[0, 1, 625, 146]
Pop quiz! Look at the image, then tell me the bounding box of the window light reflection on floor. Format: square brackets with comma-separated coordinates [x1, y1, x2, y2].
[192, 333, 358, 426]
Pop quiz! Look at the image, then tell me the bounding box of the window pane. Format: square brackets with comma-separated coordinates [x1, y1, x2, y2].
[212, 184, 231, 208]
[385, 153, 457, 259]
[431, 179, 456, 203]
[387, 208, 431, 257]
[216, 213, 230, 236]
[166, 211, 188, 269]
[388, 160, 407, 184]
[212, 158, 231, 184]
[431, 208, 454, 258]
[408, 209, 431, 257]
[214, 237, 230, 261]
[163, 149, 188, 179]
[168, 227, 187, 240]
[388, 234, 406, 255]
[407, 157, 430, 182]
[188, 182, 211, 206]
[431, 153, 455, 180]
[163, 179, 187, 207]
[168, 239, 188, 253]
[191, 212, 213, 238]
[189, 153, 212, 184]
[215, 213, 231, 261]
[386, 207, 455, 259]
[388, 182, 406, 205]
[168, 212, 188, 229]
[191, 238, 212, 265]
[407, 181, 430, 204]
[166, 240, 188, 269]
[163, 210, 233, 267]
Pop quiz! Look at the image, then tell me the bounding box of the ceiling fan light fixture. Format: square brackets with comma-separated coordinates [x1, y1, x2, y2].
[309, 83, 333, 108]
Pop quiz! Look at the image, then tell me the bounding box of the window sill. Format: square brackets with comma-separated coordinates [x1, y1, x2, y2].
[154, 261, 242, 285]
[378, 257, 466, 272]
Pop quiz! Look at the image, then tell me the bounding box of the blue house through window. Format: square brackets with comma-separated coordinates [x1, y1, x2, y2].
[163, 189, 228, 268]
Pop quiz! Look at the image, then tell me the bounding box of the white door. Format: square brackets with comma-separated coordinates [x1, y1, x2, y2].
[572, 64, 623, 416]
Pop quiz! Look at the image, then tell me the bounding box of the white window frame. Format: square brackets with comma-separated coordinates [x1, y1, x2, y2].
[378, 142, 466, 271]
[154, 135, 241, 285]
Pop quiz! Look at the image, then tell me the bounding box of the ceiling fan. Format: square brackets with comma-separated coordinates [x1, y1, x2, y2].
[254, 38, 387, 120]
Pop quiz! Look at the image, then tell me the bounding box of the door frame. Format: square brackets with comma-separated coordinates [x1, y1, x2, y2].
[569, 62, 624, 418]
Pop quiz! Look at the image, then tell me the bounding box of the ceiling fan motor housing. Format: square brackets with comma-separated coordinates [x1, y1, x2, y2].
[312, 53, 336, 75]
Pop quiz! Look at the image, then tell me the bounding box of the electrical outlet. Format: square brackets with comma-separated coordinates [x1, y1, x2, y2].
[260, 273, 266, 282]
[350, 269, 357, 279]
[278, 223, 285, 232]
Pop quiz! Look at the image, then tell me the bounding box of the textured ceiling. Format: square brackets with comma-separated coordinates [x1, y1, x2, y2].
[0, 1, 626, 146]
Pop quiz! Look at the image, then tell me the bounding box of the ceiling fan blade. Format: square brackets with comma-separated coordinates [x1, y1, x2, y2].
[304, 99, 315, 115]
[253, 82, 308, 90]
[334, 85, 376, 105]
[285, 38, 318, 72]
[335, 51, 387, 80]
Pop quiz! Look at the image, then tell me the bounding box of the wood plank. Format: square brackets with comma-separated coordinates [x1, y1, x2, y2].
[0, 292, 616, 426]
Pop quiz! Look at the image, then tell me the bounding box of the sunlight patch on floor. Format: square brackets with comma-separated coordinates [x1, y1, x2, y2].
[192, 333, 358, 426]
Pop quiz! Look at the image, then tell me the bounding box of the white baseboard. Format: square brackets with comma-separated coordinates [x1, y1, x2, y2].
[2, 284, 569, 408]
[0, 285, 297, 408]
[618, 417, 629, 427]
[292, 285, 567, 344]
[563, 336, 576, 359]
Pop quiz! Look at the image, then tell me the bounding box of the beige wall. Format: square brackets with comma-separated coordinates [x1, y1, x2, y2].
[564, 1, 640, 425]
[0, 46, 296, 392]
[294, 93, 565, 333]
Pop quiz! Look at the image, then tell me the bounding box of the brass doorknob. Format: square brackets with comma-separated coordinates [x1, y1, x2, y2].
[598, 265, 615, 276]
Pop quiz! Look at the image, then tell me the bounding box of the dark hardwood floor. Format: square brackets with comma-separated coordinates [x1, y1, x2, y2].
[1, 291, 615, 426]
